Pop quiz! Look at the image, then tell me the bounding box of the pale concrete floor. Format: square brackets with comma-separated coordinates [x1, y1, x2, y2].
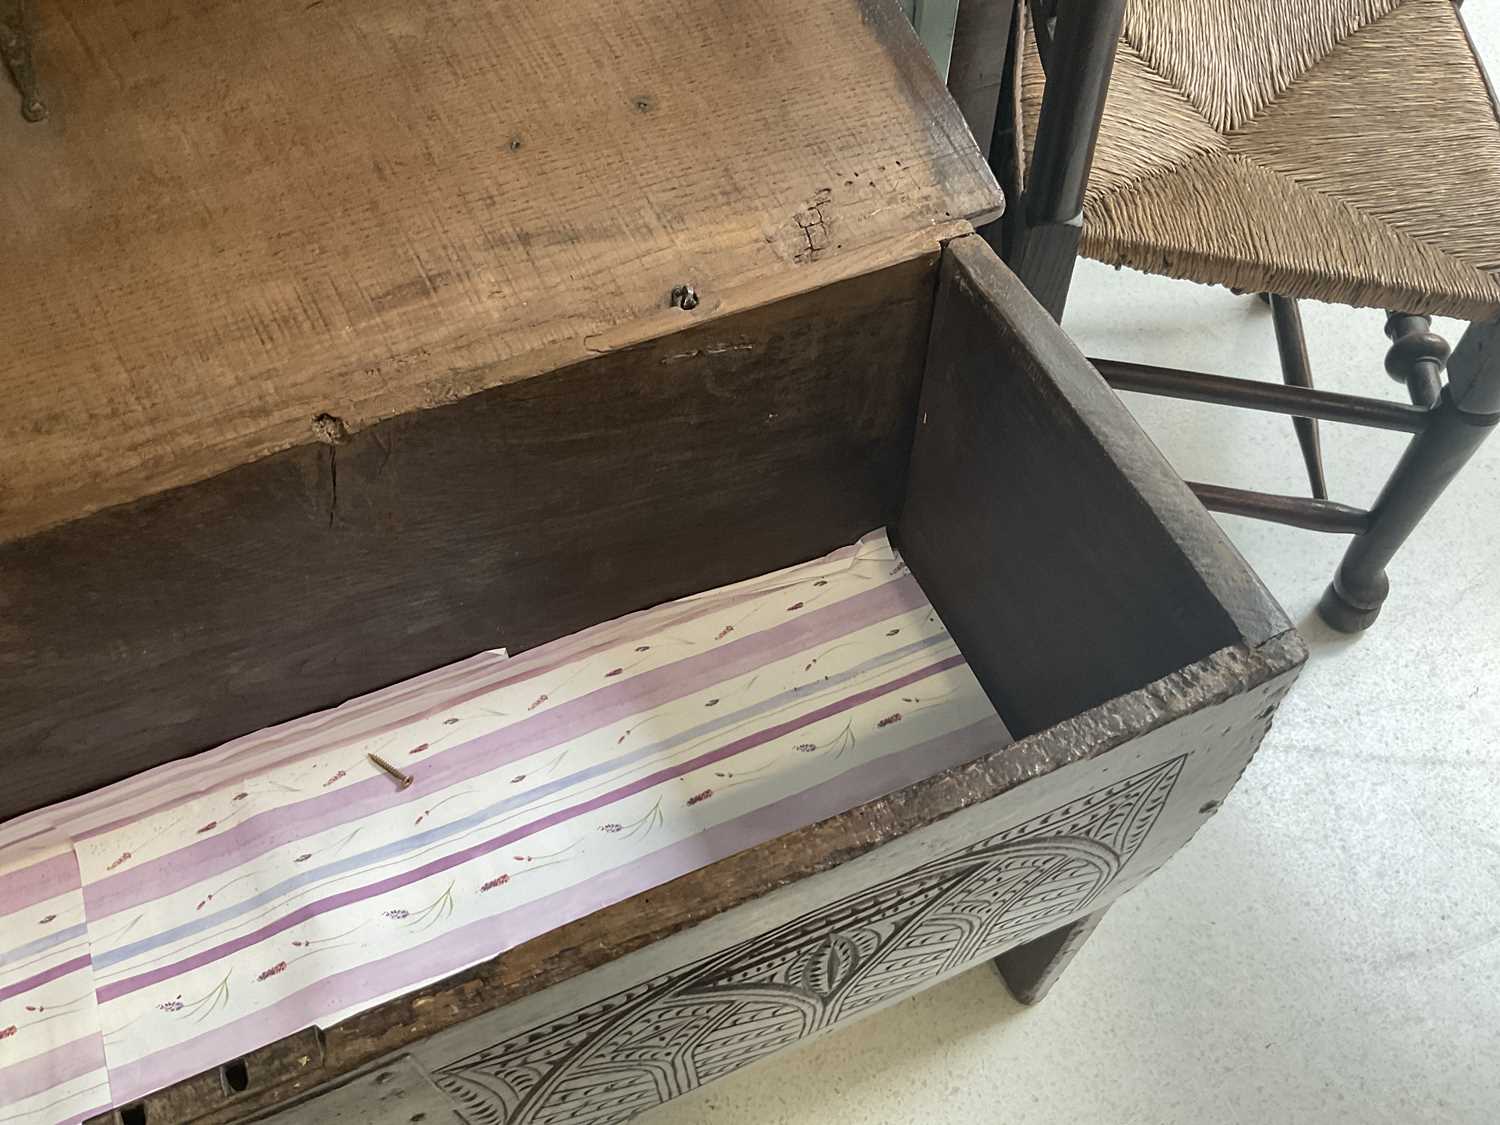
[649, 14, 1500, 1124]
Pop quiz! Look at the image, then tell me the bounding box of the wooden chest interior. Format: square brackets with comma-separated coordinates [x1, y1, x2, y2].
[0, 2, 1304, 1121]
[5, 229, 1304, 1124]
[2, 237, 1277, 816]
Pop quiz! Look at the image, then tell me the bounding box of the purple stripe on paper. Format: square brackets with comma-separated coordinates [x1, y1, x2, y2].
[94, 635, 950, 971]
[693, 713, 1011, 856]
[95, 652, 963, 1003]
[107, 707, 1006, 1105]
[0, 823, 55, 851]
[0, 1034, 105, 1103]
[0, 954, 92, 1003]
[70, 654, 514, 842]
[61, 639, 568, 841]
[0, 851, 78, 915]
[86, 575, 928, 920]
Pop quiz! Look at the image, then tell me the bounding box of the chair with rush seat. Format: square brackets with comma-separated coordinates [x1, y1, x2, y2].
[993, 0, 1500, 632]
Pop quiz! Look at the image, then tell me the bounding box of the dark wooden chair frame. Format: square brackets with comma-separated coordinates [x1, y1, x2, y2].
[970, 0, 1500, 632]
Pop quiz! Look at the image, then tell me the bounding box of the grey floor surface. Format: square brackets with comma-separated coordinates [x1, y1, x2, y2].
[648, 10, 1500, 1123]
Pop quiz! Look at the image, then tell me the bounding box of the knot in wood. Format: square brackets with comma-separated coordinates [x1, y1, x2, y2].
[311, 413, 351, 445]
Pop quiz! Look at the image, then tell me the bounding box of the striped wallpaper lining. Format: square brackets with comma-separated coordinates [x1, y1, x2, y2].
[0, 530, 1009, 1122]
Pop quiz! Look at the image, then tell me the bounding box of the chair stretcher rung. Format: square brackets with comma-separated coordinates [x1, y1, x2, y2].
[1188, 482, 1372, 534]
[1094, 358, 1431, 435]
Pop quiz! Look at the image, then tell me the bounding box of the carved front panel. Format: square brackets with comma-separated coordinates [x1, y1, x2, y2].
[433, 756, 1185, 1124]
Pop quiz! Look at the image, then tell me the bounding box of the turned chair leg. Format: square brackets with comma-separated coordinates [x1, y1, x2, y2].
[1383, 312, 1448, 408]
[993, 908, 1106, 1005]
[1007, 0, 1124, 319]
[1267, 295, 1329, 499]
[1320, 314, 1499, 632]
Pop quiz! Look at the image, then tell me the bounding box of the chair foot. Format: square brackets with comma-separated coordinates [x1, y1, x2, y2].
[992, 909, 1105, 1005]
[1317, 574, 1387, 633]
[1319, 310, 1496, 634]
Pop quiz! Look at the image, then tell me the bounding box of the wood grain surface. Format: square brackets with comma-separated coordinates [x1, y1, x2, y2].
[69, 238, 1305, 1124]
[0, 250, 941, 819]
[0, 0, 1001, 543]
[947, 0, 1017, 159]
[898, 237, 1288, 737]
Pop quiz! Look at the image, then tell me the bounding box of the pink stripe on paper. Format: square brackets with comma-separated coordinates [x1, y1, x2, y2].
[0, 851, 78, 915]
[0, 954, 92, 1003]
[107, 708, 1006, 1105]
[95, 653, 964, 1003]
[0, 1034, 106, 1104]
[86, 576, 927, 920]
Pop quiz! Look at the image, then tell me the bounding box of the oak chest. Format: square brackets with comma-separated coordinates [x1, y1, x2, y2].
[0, 1, 1302, 1122]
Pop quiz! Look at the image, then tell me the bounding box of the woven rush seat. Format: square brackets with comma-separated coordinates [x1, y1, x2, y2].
[1021, 0, 1500, 319]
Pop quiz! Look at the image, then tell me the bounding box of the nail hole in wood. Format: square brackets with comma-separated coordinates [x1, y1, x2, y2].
[1198, 800, 1220, 815]
[221, 1057, 251, 1093]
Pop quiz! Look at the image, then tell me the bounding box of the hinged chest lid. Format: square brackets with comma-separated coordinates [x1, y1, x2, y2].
[0, 0, 1001, 542]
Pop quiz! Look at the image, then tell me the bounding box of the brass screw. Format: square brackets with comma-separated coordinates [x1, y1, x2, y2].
[368, 753, 414, 790]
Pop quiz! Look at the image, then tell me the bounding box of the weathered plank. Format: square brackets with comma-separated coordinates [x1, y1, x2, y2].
[0, 250, 942, 819]
[85, 239, 1303, 1123]
[898, 236, 1287, 736]
[0, 0, 1000, 544]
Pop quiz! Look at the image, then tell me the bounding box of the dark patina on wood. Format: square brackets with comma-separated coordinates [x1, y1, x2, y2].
[899, 236, 1283, 736]
[101, 635, 1302, 1125]
[0, 0, 1006, 818]
[90, 237, 1303, 1124]
[2, 4, 1310, 1120]
[0, 252, 939, 820]
[947, 0, 1017, 159]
